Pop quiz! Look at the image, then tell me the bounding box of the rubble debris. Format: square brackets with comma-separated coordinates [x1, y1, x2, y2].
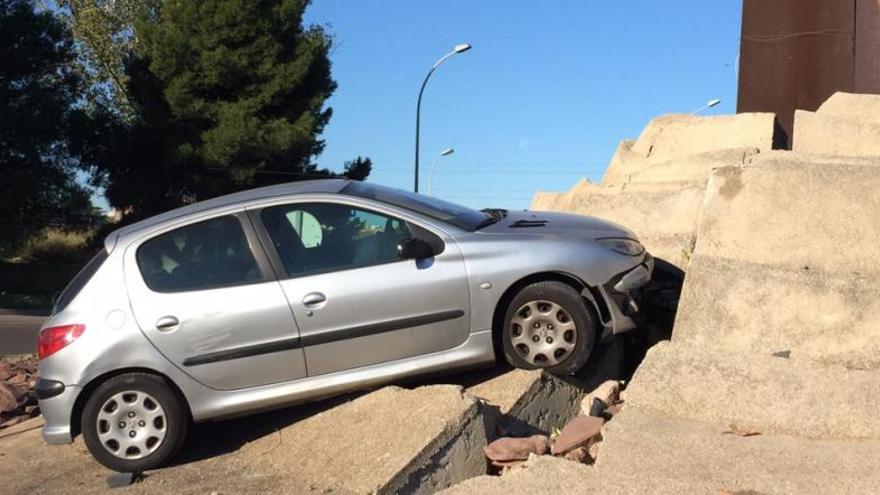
[580, 380, 620, 416]
[550, 415, 604, 456]
[106, 472, 146, 488]
[771, 350, 791, 359]
[586, 398, 605, 417]
[483, 435, 550, 463]
[0, 356, 39, 429]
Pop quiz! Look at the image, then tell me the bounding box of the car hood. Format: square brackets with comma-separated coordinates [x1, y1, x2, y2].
[476, 210, 639, 240]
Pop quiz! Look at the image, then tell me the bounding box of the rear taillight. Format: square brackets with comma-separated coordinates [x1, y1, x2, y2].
[37, 324, 85, 360]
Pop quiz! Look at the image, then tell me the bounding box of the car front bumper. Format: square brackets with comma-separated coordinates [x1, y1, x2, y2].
[595, 254, 654, 338]
[35, 379, 81, 445]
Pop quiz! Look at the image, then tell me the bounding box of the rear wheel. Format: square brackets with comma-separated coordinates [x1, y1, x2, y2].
[501, 281, 597, 375]
[81, 373, 188, 472]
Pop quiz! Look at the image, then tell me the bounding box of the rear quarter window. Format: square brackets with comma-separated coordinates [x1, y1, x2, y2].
[53, 249, 109, 314]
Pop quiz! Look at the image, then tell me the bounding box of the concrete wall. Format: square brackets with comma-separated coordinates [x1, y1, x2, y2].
[673, 152, 880, 369]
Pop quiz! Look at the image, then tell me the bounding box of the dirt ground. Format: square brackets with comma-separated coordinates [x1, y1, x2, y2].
[0, 397, 357, 494]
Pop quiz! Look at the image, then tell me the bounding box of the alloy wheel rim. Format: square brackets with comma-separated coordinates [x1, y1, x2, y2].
[510, 300, 577, 367]
[96, 390, 167, 460]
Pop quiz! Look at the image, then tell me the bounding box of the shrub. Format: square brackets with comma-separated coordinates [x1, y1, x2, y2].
[14, 227, 95, 264]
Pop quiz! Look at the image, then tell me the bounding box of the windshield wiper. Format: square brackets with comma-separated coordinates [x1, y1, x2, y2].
[475, 208, 508, 229]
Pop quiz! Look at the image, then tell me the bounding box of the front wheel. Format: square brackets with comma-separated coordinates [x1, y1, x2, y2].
[81, 373, 188, 472]
[501, 281, 597, 375]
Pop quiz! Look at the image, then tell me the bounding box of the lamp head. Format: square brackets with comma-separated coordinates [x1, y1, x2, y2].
[441, 148, 455, 156]
[454, 43, 472, 53]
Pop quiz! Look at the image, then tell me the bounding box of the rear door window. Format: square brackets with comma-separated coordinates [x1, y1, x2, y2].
[136, 215, 262, 292]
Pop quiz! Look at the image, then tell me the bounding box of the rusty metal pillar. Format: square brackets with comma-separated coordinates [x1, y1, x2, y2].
[737, 0, 857, 146]
[856, 0, 880, 92]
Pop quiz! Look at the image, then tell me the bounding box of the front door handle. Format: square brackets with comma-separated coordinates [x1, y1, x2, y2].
[302, 292, 327, 307]
[156, 316, 180, 330]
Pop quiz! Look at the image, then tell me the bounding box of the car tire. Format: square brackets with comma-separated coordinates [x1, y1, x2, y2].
[501, 281, 597, 375]
[81, 373, 188, 472]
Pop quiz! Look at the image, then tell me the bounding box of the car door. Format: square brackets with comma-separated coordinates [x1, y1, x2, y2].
[253, 200, 471, 376]
[124, 212, 307, 390]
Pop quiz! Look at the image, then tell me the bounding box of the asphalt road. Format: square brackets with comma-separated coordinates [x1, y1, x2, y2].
[0, 313, 45, 355]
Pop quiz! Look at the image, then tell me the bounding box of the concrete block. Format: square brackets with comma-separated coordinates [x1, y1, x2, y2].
[623, 341, 880, 439]
[673, 155, 880, 368]
[816, 91, 880, 124]
[793, 110, 880, 156]
[240, 385, 487, 495]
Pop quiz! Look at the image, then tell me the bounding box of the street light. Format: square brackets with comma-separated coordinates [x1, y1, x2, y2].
[427, 148, 455, 196]
[414, 43, 472, 193]
[692, 98, 722, 115]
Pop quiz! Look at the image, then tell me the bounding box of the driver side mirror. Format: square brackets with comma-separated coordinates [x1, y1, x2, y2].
[397, 236, 436, 260]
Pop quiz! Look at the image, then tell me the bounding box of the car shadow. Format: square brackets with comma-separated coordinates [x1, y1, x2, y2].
[169, 392, 363, 467]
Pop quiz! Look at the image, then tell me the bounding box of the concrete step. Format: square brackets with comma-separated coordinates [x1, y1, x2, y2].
[674, 256, 880, 370]
[595, 407, 880, 494]
[624, 341, 880, 440]
[793, 110, 880, 156]
[608, 147, 757, 186]
[601, 112, 776, 184]
[812, 91, 880, 125]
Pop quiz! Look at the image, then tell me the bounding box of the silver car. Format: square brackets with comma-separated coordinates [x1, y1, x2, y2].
[35, 179, 652, 471]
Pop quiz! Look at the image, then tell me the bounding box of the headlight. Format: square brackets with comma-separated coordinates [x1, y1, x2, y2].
[597, 238, 644, 256]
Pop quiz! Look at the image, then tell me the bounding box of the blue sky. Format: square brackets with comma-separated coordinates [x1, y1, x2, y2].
[303, 0, 744, 210]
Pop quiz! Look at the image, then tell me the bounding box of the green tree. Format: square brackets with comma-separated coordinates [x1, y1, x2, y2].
[88, 0, 368, 220]
[59, 0, 160, 113]
[0, 0, 92, 256]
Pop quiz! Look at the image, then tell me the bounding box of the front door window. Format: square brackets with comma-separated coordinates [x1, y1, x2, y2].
[261, 203, 411, 277]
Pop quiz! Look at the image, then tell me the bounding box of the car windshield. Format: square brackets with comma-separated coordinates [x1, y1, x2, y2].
[342, 181, 489, 231]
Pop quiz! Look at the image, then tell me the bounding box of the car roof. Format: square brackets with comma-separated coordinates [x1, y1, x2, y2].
[105, 179, 350, 251]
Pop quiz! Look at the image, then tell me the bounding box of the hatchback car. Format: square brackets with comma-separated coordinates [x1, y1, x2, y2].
[35, 179, 652, 471]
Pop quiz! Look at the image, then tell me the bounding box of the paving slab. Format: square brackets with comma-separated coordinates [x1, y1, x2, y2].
[237, 384, 486, 495]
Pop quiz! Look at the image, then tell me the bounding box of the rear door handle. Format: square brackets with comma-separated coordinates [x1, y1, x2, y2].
[156, 316, 180, 330]
[302, 292, 327, 307]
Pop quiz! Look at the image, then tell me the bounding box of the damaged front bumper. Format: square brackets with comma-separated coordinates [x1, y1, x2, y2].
[592, 254, 654, 340]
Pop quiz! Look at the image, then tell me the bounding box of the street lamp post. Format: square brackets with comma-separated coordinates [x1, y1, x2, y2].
[692, 98, 722, 115]
[414, 43, 472, 193]
[427, 148, 455, 196]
